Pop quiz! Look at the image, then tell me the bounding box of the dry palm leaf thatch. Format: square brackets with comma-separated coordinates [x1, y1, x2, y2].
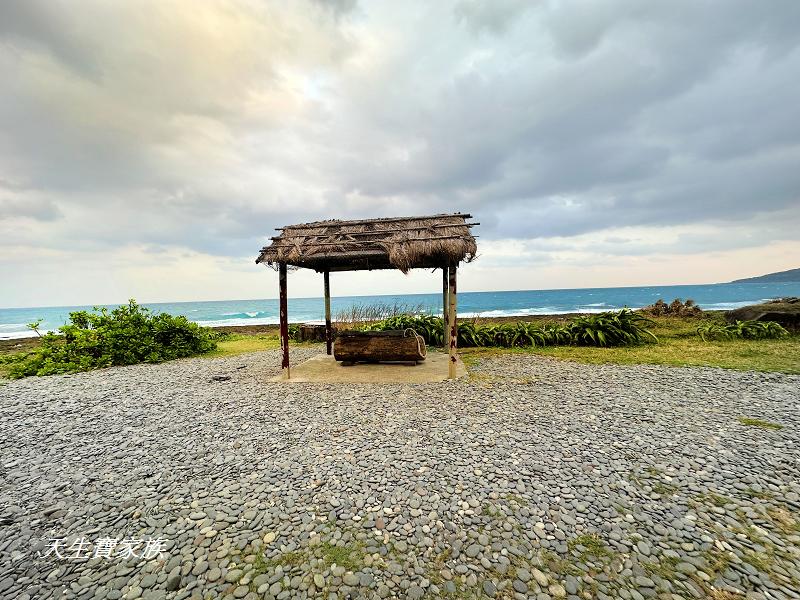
[256, 213, 477, 272]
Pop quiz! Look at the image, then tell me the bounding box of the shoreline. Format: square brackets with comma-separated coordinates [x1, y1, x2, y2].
[0, 314, 577, 352]
[0, 310, 717, 354]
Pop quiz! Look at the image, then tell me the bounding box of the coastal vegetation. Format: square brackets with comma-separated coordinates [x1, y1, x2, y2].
[2, 301, 798, 378]
[367, 309, 658, 348]
[641, 297, 703, 317]
[697, 320, 788, 341]
[493, 314, 799, 374]
[1, 300, 216, 378]
[333, 301, 429, 330]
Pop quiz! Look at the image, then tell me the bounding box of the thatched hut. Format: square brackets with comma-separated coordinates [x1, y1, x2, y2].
[256, 213, 478, 378]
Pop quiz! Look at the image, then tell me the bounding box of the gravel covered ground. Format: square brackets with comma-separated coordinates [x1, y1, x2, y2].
[1, 348, 799, 600]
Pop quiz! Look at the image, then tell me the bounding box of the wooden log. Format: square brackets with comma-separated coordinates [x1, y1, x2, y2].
[448, 264, 457, 379]
[334, 330, 426, 363]
[299, 324, 328, 342]
[279, 262, 289, 378]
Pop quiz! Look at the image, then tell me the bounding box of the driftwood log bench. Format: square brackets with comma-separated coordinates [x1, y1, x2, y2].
[297, 323, 333, 342]
[333, 330, 427, 365]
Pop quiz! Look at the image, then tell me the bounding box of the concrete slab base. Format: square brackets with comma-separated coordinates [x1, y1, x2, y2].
[271, 351, 467, 383]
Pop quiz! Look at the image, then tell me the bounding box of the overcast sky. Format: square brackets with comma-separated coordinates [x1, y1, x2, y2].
[1, 0, 799, 307]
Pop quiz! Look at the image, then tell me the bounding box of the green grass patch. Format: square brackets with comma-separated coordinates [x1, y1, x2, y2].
[643, 555, 678, 579]
[257, 549, 306, 570]
[203, 333, 281, 358]
[463, 314, 800, 374]
[694, 492, 733, 508]
[741, 487, 774, 500]
[703, 547, 733, 576]
[767, 506, 799, 534]
[743, 549, 774, 572]
[534, 337, 800, 373]
[318, 541, 365, 571]
[503, 493, 529, 507]
[541, 549, 581, 577]
[738, 417, 783, 430]
[628, 468, 678, 496]
[651, 481, 679, 496]
[568, 533, 612, 562]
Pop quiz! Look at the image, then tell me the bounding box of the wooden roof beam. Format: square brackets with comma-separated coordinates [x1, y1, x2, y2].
[275, 213, 473, 230]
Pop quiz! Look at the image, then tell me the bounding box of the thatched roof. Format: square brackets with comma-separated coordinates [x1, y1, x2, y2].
[256, 213, 477, 272]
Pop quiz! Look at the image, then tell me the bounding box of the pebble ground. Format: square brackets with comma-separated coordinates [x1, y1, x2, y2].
[1, 348, 799, 600]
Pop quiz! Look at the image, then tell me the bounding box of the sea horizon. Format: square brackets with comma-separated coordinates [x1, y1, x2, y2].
[0, 279, 772, 311]
[2, 280, 799, 340]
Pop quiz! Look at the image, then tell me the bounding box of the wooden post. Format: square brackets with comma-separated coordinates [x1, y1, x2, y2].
[279, 262, 290, 378]
[448, 263, 458, 379]
[442, 266, 449, 349]
[324, 270, 332, 355]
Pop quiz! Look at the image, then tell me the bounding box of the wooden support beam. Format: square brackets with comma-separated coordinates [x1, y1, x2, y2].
[279, 262, 290, 378]
[323, 270, 332, 355]
[448, 263, 458, 379]
[442, 266, 449, 349]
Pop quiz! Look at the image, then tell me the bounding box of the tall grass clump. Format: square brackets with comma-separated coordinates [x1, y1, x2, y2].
[697, 320, 788, 341]
[5, 300, 217, 378]
[334, 302, 432, 329]
[558, 310, 658, 346]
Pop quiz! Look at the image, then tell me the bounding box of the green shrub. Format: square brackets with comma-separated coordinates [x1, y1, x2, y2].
[697, 320, 788, 341]
[367, 314, 445, 346]
[642, 298, 703, 317]
[367, 309, 656, 349]
[556, 310, 658, 347]
[7, 300, 217, 378]
[460, 321, 551, 348]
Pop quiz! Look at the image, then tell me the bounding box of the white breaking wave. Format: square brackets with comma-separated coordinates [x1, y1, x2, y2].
[698, 300, 767, 310]
[197, 317, 282, 327]
[0, 329, 54, 340]
[459, 306, 622, 318]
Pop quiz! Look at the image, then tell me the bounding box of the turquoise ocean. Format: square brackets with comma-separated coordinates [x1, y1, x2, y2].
[2, 282, 799, 340]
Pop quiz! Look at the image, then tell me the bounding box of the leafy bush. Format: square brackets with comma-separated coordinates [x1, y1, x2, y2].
[367, 309, 657, 348]
[7, 300, 217, 378]
[557, 310, 658, 347]
[459, 321, 551, 348]
[697, 320, 789, 341]
[367, 314, 445, 346]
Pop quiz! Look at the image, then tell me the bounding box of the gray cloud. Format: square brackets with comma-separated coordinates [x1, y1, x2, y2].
[454, 0, 529, 35]
[0, 196, 61, 221]
[0, 0, 798, 272]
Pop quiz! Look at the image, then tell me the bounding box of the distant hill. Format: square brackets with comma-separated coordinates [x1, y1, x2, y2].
[731, 268, 800, 284]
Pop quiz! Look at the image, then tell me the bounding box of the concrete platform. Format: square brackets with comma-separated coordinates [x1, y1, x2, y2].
[271, 351, 467, 383]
